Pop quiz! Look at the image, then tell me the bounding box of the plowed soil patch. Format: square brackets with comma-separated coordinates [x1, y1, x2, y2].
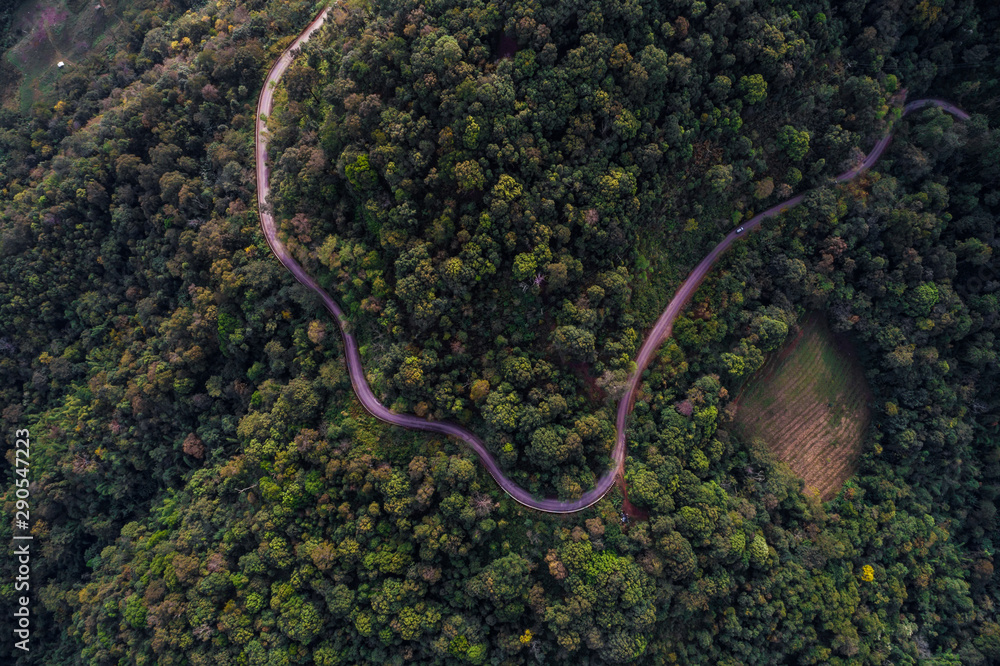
[733, 314, 870, 500]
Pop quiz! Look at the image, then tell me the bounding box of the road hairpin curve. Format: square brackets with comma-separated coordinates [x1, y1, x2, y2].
[256, 6, 970, 514]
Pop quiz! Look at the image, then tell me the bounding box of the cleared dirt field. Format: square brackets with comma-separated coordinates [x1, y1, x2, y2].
[734, 314, 871, 500]
[3, 0, 127, 113]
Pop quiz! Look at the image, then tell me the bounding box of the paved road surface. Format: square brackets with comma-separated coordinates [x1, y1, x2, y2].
[256, 9, 970, 513]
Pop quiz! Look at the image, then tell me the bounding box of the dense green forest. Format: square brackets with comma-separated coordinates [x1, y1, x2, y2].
[1, 0, 999, 663]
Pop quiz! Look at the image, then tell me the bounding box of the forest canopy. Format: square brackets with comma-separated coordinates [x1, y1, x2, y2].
[263, 0, 910, 498]
[0, 0, 999, 664]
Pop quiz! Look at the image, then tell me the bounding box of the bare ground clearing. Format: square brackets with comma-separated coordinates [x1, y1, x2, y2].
[3, 0, 126, 112]
[734, 314, 871, 500]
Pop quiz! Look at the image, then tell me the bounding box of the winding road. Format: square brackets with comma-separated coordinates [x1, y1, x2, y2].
[256, 7, 970, 514]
